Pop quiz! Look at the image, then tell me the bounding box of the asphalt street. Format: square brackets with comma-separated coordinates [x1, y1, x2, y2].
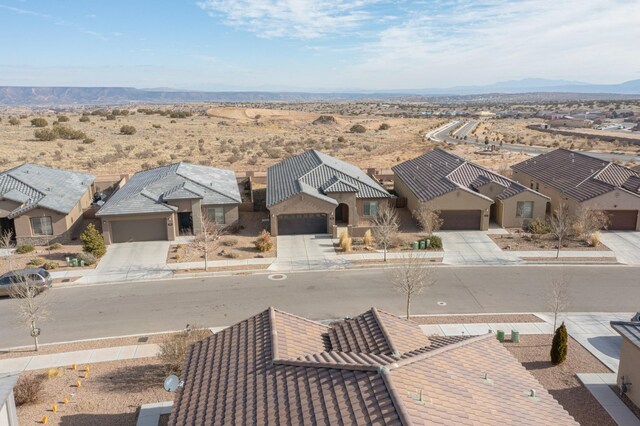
[1, 265, 638, 348]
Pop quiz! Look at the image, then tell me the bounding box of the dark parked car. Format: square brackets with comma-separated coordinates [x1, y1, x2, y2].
[0, 268, 52, 297]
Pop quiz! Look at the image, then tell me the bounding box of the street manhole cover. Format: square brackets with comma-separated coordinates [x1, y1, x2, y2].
[268, 274, 287, 281]
[437, 301, 447, 306]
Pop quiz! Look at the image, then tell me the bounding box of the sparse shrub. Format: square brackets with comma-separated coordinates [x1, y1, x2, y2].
[550, 322, 568, 364]
[34, 128, 57, 141]
[46, 367, 62, 379]
[31, 118, 48, 127]
[158, 326, 210, 374]
[77, 252, 97, 266]
[80, 223, 106, 258]
[378, 123, 391, 130]
[152, 124, 161, 129]
[106, 114, 116, 120]
[53, 125, 86, 140]
[363, 229, 373, 246]
[79, 115, 90, 123]
[9, 117, 20, 125]
[222, 238, 238, 247]
[82, 137, 95, 144]
[226, 251, 240, 259]
[337, 136, 345, 143]
[254, 230, 273, 252]
[341, 237, 353, 252]
[14, 375, 44, 406]
[425, 235, 442, 249]
[16, 244, 35, 254]
[57, 115, 69, 122]
[43, 261, 58, 270]
[528, 218, 551, 235]
[28, 257, 45, 266]
[350, 124, 366, 133]
[589, 231, 601, 247]
[120, 125, 137, 135]
[339, 230, 349, 246]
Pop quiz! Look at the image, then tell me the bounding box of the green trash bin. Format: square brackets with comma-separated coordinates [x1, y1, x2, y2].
[411, 241, 419, 250]
[425, 239, 431, 249]
[511, 330, 520, 343]
[419, 240, 426, 250]
[496, 330, 505, 343]
[72, 258, 79, 267]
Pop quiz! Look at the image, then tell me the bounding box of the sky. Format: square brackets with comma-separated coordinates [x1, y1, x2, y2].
[1, 0, 639, 91]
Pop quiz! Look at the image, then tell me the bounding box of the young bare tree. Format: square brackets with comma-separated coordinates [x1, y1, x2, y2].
[191, 212, 225, 270]
[387, 253, 434, 319]
[573, 206, 609, 242]
[548, 272, 570, 332]
[549, 203, 574, 259]
[372, 203, 399, 262]
[0, 229, 13, 251]
[413, 204, 443, 236]
[10, 268, 50, 351]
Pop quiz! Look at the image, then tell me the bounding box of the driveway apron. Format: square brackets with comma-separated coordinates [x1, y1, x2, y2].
[438, 231, 524, 265]
[270, 235, 347, 271]
[599, 231, 640, 265]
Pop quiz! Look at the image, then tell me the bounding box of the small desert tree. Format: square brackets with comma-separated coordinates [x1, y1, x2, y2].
[413, 204, 443, 236]
[549, 203, 573, 258]
[191, 212, 225, 270]
[372, 203, 399, 262]
[387, 253, 434, 319]
[10, 269, 50, 351]
[80, 223, 106, 258]
[0, 229, 13, 251]
[548, 272, 570, 332]
[550, 322, 568, 365]
[573, 206, 609, 242]
[158, 324, 210, 374]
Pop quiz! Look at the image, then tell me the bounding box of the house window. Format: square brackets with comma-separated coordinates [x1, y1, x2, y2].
[31, 217, 53, 235]
[516, 201, 533, 219]
[206, 207, 225, 224]
[363, 201, 378, 217]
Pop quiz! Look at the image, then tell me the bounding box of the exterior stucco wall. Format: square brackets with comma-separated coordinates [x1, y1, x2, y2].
[0, 200, 20, 218]
[356, 198, 390, 223]
[203, 204, 239, 227]
[617, 338, 640, 409]
[512, 170, 581, 213]
[498, 191, 549, 228]
[328, 193, 358, 224]
[100, 212, 175, 245]
[268, 194, 337, 236]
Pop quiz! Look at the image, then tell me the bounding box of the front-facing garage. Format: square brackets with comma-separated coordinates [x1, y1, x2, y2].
[604, 210, 639, 231]
[109, 218, 168, 243]
[439, 210, 482, 230]
[277, 213, 328, 235]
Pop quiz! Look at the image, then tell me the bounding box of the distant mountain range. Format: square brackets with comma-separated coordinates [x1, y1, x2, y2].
[1, 78, 639, 105]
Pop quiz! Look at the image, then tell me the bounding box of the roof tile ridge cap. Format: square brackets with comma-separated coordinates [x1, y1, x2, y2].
[379, 367, 414, 426]
[3, 173, 45, 199]
[7, 202, 39, 219]
[272, 357, 379, 371]
[371, 307, 402, 357]
[575, 167, 606, 188]
[388, 333, 492, 370]
[591, 162, 613, 182]
[270, 307, 330, 329]
[268, 307, 280, 361]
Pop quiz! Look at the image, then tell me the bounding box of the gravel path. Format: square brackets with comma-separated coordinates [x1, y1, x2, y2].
[411, 313, 541, 324]
[504, 334, 615, 426]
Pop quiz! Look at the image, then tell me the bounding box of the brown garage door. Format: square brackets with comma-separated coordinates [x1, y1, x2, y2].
[440, 210, 482, 230]
[111, 218, 168, 243]
[278, 214, 327, 235]
[604, 210, 638, 231]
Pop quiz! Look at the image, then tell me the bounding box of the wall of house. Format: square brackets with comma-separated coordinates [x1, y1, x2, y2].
[328, 193, 357, 224]
[617, 338, 640, 408]
[100, 212, 175, 245]
[203, 204, 239, 227]
[268, 194, 336, 236]
[0, 200, 20, 218]
[512, 170, 580, 213]
[498, 192, 549, 228]
[393, 176, 421, 214]
[355, 198, 391, 224]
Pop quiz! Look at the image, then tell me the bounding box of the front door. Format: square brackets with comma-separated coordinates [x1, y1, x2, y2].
[178, 212, 194, 236]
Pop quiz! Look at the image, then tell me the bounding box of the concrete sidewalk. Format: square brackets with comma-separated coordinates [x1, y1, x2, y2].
[419, 321, 553, 337]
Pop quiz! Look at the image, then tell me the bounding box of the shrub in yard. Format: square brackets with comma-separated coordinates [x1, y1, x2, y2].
[80, 223, 106, 258]
[425, 235, 443, 249]
[528, 218, 551, 235]
[34, 128, 57, 141]
[120, 125, 137, 135]
[43, 261, 58, 270]
[30, 118, 48, 127]
[254, 230, 273, 252]
[222, 238, 238, 247]
[14, 375, 44, 406]
[341, 237, 353, 252]
[338, 230, 349, 246]
[349, 124, 366, 133]
[226, 251, 240, 259]
[363, 229, 373, 246]
[49, 243, 62, 250]
[27, 257, 45, 266]
[589, 231, 601, 247]
[158, 326, 210, 374]
[550, 322, 568, 365]
[16, 244, 35, 254]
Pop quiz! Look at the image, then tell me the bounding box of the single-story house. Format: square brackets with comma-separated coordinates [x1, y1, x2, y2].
[169, 307, 577, 425]
[0, 373, 19, 426]
[97, 162, 241, 244]
[266, 150, 391, 235]
[512, 149, 640, 230]
[393, 149, 549, 230]
[611, 321, 640, 409]
[0, 164, 95, 245]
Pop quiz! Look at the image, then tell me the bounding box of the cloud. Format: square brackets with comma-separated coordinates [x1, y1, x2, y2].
[197, 0, 379, 39]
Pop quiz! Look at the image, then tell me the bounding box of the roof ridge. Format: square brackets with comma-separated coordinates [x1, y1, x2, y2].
[371, 307, 401, 356]
[379, 367, 414, 426]
[272, 357, 379, 372]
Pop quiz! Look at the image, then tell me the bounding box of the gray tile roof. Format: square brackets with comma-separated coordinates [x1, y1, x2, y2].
[97, 163, 240, 216]
[266, 150, 390, 207]
[392, 149, 543, 203]
[611, 321, 640, 349]
[0, 164, 95, 218]
[512, 149, 640, 202]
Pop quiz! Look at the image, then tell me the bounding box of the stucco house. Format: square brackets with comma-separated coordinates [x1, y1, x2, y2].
[611, 321, 640, 410]
[512, 149, 640, 230]
[266, 150, 391, 235]
[0, 164, 95, 245]
[97, 162, 241, 244]
[393, 149, 549, 230]
[0, 373, 19, 426]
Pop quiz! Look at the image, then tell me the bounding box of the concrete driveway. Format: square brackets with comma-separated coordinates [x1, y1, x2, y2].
[269, 234, 348, 271]
[599, 231, 640, 265]
[77, 241, 172, 283]
[437, 231, 524, 265]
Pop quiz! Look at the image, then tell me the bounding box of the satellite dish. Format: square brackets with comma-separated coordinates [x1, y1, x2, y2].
[164, 375, 180, 392]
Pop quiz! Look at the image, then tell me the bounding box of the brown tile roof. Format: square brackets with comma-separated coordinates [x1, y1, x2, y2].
[169, 307, 577, 425]
[512, 148, 640, 202]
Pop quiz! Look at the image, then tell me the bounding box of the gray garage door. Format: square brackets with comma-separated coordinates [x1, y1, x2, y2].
[111, 218, 168, 243]
[604, 210, 638, 231]
[440, 210, 482, 230]
[278, 214, 327, 235]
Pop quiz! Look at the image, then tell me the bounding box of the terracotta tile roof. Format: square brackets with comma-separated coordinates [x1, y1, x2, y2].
[169, 308, 577, 425]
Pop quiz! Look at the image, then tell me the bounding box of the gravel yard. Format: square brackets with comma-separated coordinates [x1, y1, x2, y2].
[504, 334, 615, 426]
[490, 232, 610, 251]
[411, 313, 541, 324]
